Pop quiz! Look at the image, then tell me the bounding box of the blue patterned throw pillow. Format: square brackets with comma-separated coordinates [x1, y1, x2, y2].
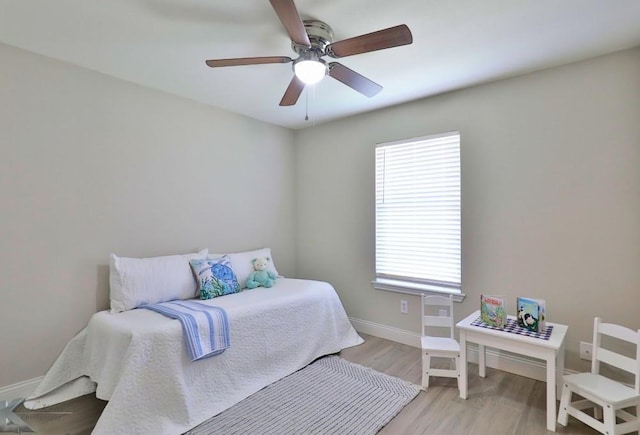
[189, 256, 241, 300]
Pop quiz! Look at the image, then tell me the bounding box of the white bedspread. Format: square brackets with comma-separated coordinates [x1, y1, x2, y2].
[25, 279, 363, 434]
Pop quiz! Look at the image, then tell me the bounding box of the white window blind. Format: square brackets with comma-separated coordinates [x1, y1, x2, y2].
[375, 131, 461, 292]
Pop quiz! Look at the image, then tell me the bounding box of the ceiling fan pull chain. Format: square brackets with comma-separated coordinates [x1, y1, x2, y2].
[311, 85, 316, 127]
[305, 87, 309, 121]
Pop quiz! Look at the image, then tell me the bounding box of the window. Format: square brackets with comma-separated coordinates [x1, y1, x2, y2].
[373, 131, 462, 299]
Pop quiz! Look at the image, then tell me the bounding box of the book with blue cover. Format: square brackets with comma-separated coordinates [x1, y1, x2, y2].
[516, 296, 546, 332]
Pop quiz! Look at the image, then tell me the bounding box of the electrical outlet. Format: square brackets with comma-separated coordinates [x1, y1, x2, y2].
[580, 341, 593, 360]
[400, 300, 408, 314]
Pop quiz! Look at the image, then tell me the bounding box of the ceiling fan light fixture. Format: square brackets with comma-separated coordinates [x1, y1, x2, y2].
[294, 59, 326, 85]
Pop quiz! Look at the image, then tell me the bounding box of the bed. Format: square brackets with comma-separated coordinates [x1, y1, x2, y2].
[25, 278, 364, 434]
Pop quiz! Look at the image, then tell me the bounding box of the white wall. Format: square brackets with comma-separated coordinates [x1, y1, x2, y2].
[295, 47, 640, 371]
[0, 43, 296, 387]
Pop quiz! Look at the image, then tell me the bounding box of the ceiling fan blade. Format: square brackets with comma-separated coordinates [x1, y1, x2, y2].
[326, 24, 413, 58]
[328, 62, 382, 97]
[280, 76, 305, 106]
[269, 0, 311, 47]
[206, 56, 292, 68]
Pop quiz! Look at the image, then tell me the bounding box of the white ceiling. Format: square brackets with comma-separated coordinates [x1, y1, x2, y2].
[1, 1, 640, 130]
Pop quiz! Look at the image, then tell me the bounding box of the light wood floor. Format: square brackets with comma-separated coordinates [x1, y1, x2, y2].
[12, 334, 607, 435]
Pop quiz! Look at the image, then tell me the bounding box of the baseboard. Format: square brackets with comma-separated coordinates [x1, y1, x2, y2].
[0, 376, 42, 402]
[349, 317, 422, 348]
[349, 317, 575, 382]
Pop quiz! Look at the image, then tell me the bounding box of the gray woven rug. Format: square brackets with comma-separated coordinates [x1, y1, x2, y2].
[185, 355, 421, 435]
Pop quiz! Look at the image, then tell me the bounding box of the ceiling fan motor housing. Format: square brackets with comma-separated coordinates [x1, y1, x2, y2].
[292, 20, 334, 55]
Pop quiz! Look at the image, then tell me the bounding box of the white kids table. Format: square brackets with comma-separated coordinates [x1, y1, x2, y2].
[456, 310, 568, 432]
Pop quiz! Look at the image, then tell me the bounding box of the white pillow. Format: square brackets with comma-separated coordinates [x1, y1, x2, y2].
[212, 248, 279, 289]
[109, 249, 208, 313]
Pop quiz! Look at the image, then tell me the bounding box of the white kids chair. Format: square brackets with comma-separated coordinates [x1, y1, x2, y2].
[421, 294, 460, 390]
[557, 317, 640, 434]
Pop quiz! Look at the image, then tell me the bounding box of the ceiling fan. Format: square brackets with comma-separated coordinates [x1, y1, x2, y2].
[205, 0, 413, 107]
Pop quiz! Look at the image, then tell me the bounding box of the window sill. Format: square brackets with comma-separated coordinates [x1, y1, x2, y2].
[371, 278, 466, 302]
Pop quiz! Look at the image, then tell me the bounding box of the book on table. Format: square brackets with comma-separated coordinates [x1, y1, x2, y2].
[516, 296, 546, 332]
[480, 294, 506, 329]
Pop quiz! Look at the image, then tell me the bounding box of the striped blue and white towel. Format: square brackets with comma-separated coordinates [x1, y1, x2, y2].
[141, 300, 230, 361]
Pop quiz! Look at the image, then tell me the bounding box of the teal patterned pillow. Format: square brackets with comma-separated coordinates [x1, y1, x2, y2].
[189, 256, 241, 300]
